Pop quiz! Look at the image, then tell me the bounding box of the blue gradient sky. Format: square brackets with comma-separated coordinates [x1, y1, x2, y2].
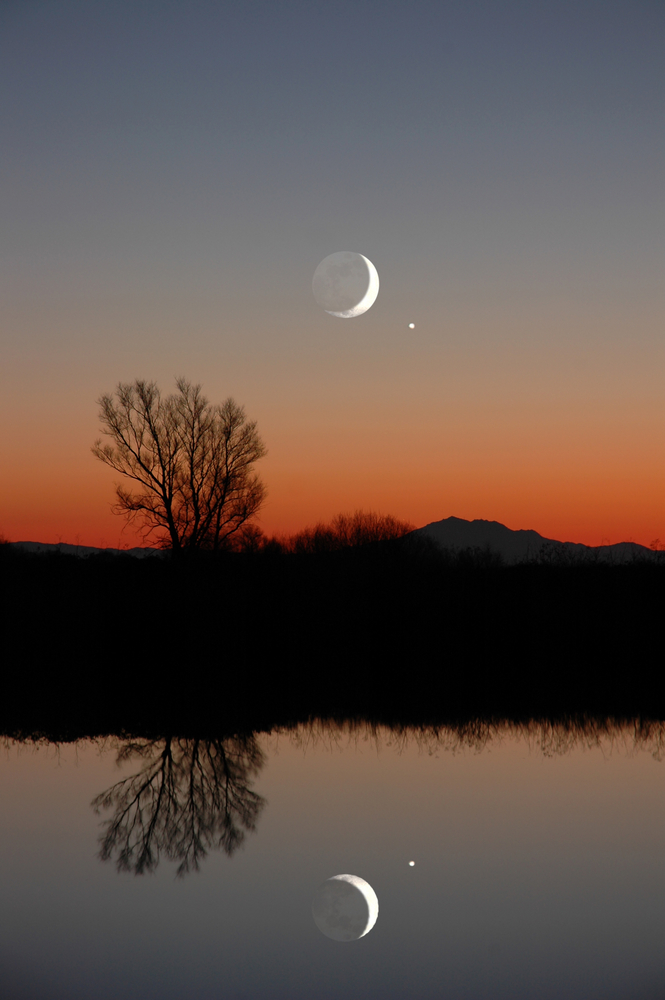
[1, 0, 662, 545]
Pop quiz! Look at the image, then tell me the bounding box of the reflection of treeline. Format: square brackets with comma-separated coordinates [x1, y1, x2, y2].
[273, 715, 665, 762]
[5, 715, 663, 878]
[1, 518, 664, 736]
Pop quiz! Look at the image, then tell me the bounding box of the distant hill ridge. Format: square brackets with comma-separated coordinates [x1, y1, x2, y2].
[6, 518, 660, 564]
[412, 516, 656, 564]
[8, 540, 164, 559]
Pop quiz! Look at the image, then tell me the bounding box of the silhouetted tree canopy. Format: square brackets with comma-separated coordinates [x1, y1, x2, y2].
[287, 509, 414, 554]
[92, 378, 266, 554]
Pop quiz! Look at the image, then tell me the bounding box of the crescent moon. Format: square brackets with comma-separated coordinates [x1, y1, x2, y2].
[311, 874, 379, 941]
[326, 256, 380, 319]
[312, 252, 380, 319]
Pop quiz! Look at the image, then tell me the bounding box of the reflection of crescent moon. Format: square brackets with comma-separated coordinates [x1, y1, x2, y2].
[312, 252, 380, 319]
[311, 874, 379, 941]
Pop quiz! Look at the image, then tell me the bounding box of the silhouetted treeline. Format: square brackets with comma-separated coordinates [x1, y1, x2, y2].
[1, 532, 664, 736]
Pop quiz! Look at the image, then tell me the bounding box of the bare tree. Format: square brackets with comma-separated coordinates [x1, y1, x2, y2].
[92, 378, 266, 554]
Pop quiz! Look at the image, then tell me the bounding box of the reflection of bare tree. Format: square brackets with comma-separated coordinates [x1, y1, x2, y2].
[92, 736, 265, 876]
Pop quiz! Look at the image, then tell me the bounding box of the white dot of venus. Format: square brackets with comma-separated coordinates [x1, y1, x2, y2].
[408, 323, 415, 329]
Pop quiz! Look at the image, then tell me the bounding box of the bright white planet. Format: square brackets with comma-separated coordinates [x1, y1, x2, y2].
[408, 861, 415, 866]
[408, 322, 415, 329]
[311, 874, 379, 941]
[312, 252, 379, 318]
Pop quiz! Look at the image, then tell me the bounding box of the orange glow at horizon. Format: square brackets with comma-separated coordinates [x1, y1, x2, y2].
[2, 453, 663, 552]
[1, 305, 662, 552]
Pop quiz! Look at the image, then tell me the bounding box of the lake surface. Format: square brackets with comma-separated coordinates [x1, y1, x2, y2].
[0, 721, 663, 999]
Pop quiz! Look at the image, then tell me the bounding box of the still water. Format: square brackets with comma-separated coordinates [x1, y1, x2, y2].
[0, 721, 663, 999]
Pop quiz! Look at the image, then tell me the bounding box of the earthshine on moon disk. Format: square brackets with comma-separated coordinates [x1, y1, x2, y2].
[311, 874, 379, 941]
[312, 252, 379, 318]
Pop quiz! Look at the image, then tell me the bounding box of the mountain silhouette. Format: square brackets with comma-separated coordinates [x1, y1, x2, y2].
[411, 516, 655, 565]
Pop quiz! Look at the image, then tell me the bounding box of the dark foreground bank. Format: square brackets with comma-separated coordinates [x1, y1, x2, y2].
[1, 540, 663, 736]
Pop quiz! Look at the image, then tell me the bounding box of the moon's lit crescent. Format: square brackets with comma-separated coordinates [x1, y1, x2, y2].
[311, 874, 379, 941]
[326, 255, 380, 319]
[312, 252, 380, 319]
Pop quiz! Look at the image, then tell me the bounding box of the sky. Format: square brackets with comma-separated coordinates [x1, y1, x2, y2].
[1, 0, 663, 548]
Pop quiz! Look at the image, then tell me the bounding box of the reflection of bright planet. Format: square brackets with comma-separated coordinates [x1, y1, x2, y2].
[312, 252, 379, 319]
[312, 874, 379, 941]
